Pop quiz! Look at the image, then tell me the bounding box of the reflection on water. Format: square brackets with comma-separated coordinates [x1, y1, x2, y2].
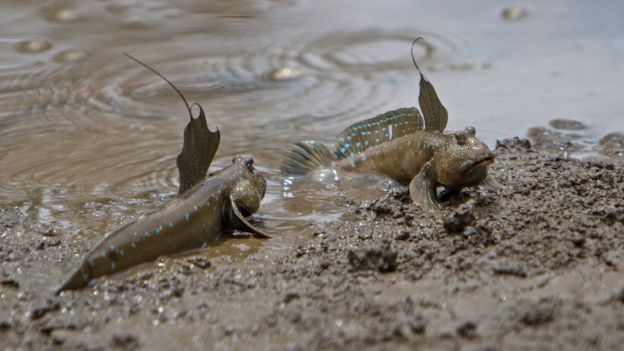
[0, 0, 623, 260]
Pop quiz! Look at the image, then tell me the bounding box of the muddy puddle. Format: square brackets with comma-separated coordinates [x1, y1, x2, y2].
[1, 0, 623, 297]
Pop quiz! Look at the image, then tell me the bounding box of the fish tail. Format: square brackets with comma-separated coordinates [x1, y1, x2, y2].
[54, 265, 90, 294]
[281, 141, 334, 176]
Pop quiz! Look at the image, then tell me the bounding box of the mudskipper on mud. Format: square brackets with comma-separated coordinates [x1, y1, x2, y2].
[56, 54, 271, 293]
[282, 38, 498, 210]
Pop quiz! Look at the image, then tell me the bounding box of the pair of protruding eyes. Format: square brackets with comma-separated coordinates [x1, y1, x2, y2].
[455, 126, 476, 145]
[232, 156, 254, 169]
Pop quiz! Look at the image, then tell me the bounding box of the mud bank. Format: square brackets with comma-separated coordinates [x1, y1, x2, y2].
[2, 138, 624, 351]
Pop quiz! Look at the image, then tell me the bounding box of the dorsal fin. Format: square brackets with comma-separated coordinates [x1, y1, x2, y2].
[334, 107, 424, 160]
[123, 53, 220, 195]
[411, 38, 448, 132]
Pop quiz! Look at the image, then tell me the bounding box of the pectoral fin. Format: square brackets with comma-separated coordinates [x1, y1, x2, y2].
[228, 195, 272, 239]
[176, 105, 220, 195]
[480, 174, 501, 191]
[409, 162, 441, 211]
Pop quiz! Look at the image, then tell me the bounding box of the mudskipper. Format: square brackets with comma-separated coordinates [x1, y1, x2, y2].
[282, 38, 498, 210]
[56, 54, 271, 292]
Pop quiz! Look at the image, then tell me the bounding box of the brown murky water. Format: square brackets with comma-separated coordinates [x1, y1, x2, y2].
[1, 1, 623, 261]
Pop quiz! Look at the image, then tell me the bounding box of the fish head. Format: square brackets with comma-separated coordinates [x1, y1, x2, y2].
[229, 155, 267, 215]
[433, 126, 494, 188]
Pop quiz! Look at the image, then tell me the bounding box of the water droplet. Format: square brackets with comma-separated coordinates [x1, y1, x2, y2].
[15, 40, 52, 53]
[501, 6, 528, 21]
[268, 67, 302, 81]
[50, 8, 80, 22]
[53, 49, 87, 63]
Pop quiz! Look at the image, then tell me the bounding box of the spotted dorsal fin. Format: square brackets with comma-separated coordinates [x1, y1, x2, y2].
[411, 38, 448, 132]
[123, 53, 220, 195]
[334, 107, 424, 160]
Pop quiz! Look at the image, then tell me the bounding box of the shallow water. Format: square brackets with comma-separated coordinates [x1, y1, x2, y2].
[1, 0, 622, 260]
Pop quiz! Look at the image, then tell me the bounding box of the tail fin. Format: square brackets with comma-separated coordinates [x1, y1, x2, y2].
[281, 141, 334, 176]
[54, 265, 90, 294]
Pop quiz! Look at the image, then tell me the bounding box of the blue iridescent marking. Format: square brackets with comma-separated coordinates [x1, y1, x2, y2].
[155, 225, 163, 235]
[100, 252, 107, 259]
[132, 232, 138, 237]
[350, 160, 356, 167]
[193, 206, 199, 212]
[169, 222, 174, 229]
[185, 213, 191, 222]
[375, 138, 380, 143]
[365, 140, 369, 146]
[119, 250, 124, 256]
[144, 231, 149, 237]
[131, 242, 137, 249]
[109, 244, 115, 251]
[355, 142, 361, 148]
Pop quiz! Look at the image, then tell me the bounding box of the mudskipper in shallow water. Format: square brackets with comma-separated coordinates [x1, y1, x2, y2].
[282, 38, 498, 210]
[56, 54, 271, 292]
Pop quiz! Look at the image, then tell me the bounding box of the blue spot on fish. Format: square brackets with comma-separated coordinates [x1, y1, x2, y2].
[131, 242, 137, 249]
[100, 252, 107, 259]
[169, 222, 174, 229]
[185, 213, 191, 222]
[144, 231, 149, 237]
[193, 206, 199, 212]
[109, 244, 115, 251]
[155, 225, 163, 235]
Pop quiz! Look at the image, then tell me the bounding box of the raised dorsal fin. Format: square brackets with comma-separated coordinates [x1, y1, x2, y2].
[411, 38, 448, 132]
[334, 107, 424, 160]
[123, 53, 220, 195]
[176, 104, 220, 194]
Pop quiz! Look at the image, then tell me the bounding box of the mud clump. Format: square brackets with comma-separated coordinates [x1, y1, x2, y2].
[348, 239, 398, 272]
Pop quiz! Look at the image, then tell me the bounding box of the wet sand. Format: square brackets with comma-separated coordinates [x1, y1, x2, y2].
[2, 137, 623, 350]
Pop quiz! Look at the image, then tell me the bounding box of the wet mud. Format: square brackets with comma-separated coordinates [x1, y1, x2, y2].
[2, 138, 623, 350]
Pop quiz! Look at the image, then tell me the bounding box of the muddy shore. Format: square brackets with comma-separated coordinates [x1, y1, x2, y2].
[1, 138, 624, 351]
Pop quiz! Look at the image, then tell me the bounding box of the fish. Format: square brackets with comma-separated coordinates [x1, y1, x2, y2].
[281, 38, 498, 210]
[55, 54, 271, 293]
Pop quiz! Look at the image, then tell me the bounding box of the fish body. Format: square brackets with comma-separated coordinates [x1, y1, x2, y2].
[57, 156, 268, 292]
[57, 54, 271, 292]
[282, 44, 497, 210]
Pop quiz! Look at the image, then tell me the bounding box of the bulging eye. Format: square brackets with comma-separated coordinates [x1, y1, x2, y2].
[244, 156, 254, 169]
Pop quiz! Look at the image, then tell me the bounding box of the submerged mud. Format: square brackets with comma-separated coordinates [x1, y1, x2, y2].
[2, 138, 624, 350]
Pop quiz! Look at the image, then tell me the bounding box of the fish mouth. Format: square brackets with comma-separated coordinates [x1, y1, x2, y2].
[473, 155, 495, 167]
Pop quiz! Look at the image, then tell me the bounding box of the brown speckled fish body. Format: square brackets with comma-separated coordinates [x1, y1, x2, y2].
[282, 40, 497, 210]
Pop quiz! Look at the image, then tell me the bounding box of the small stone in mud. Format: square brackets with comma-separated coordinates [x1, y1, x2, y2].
[111, 332, 139, 349]
[443, 207, 475, 234]
[501, 6, 528, 21]
[549, 119, 587, 131]
[40, 228, 57, 237]
[348, 239, 398, 273]
[188, 257, 211, 269]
